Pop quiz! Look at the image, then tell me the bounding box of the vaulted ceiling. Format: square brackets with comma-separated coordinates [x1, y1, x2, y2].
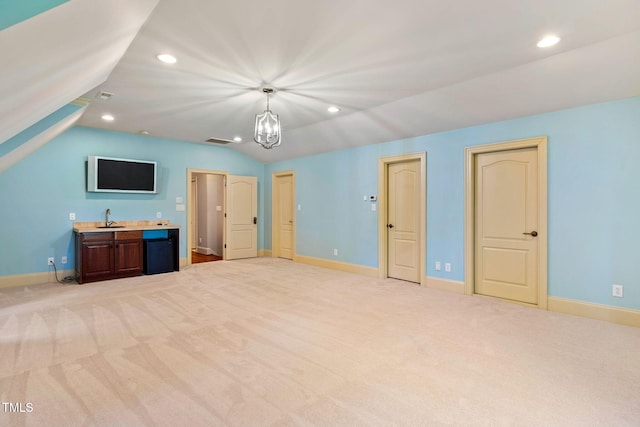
[3, 0, 640, 164]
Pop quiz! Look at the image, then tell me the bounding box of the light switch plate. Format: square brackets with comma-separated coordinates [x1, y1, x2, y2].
[176, 204, 185, 212]
[371, 204, 377, 211]
[176, 196, 183, 204]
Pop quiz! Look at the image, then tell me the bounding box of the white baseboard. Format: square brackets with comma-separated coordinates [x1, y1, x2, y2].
[0, 269, 76, 289]
[425, 276, 465, 294]
[179, 257, 188, 268]
[259, 249, 272, 257]
[294, 254, 378, 277]
[548, 296, 640, 328]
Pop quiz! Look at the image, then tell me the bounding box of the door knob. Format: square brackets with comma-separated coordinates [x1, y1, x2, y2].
[523, 231, 538, 237]
[387, 224, 394, 229]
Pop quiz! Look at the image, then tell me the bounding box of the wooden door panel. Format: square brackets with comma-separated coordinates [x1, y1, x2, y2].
[115, 240, 142, 275]
[82, 241, 114, 280]
[226, 175, 258, 260]
[475, 148, 538, 304]
[387, 161, 420, 283]
[277, 175, 294, 259]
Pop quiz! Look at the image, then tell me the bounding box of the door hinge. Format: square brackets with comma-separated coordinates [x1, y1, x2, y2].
[224, 244, 227, 248]
[224, 213, 227, 218]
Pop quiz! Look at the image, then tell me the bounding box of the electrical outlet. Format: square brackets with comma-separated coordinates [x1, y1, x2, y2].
[156, 212, 162, 219]
[333, 249, 338, 256]
[612, 284, 624, 298]
[48, 257, 54, 266]
[435, 261, 441, 271]
[445, 263, 451, 272]
[61, 256, 67, 265]
[69, 212, 76, 220]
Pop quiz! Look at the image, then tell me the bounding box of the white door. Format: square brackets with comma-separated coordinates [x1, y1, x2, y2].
[475, 148, 539, 304]
[190, 178, 197, 250]
[225, 175, 258, 260]
[387, 160, 420, 283]
[275, 174, 294, 259]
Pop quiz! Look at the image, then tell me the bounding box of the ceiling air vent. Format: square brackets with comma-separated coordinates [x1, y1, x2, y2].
[96, 91, 113, 100]
[205, 138, 233, 144]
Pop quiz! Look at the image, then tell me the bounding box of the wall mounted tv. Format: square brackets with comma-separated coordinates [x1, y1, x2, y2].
[87, 156, 157, 194]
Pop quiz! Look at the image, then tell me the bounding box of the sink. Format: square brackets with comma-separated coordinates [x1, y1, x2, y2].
[96, 225, 126, 229]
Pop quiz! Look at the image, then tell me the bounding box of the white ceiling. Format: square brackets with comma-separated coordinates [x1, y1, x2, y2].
[0, 0, 158, 147]
[76, 0, 640, 163]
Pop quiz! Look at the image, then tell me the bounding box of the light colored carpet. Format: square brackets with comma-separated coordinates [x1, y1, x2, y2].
[1, 258, 639, 426]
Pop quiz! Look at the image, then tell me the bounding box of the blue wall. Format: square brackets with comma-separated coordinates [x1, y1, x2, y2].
[1, 97, 638, 311]
[0, 126, 265, 277]
[266, 96, 640, 310]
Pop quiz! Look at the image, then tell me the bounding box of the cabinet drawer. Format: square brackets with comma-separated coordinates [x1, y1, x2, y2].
[115, 230, 143, 240]
[80, 232, 113, 242]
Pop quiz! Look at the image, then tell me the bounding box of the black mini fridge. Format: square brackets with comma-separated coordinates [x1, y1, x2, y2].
[143, 238, 174, 274]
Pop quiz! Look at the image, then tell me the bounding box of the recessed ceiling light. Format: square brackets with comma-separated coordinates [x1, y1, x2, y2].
[101, 114, 114, 122]
[233, 136, 243, 143]
[328, 106, 341, 113]
[537, 35, 560, 48]
[156, 53, 177, 64]
[139, 130, 150, 135]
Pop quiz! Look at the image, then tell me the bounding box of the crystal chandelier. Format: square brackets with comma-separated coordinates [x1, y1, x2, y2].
[254, 88, 281, 149]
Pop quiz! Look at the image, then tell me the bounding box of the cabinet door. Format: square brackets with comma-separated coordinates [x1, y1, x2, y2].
[82, 241, 115, 281]
[115, 240, 143, 275]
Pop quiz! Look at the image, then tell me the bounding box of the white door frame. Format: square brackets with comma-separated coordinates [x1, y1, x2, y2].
[186, 168, 229, 266]
[272, 171, 296, 259]
[464, 137, 548, 308]
[378, 152, 427, 286]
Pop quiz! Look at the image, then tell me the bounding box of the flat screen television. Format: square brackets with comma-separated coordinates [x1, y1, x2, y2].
[87, 155, 157, 194]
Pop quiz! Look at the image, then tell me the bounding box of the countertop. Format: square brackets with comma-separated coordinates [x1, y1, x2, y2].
[73, 220, 179, 233]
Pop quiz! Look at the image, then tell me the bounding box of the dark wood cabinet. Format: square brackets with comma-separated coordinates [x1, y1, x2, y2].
[76, 231, 143, 283]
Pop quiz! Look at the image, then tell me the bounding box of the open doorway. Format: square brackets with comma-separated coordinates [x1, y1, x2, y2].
[188, 169, 227, 265]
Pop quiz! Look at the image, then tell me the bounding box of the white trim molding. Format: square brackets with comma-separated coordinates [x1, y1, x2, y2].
[294, 254, 378, 278]
[464, 137, 548, 309]
[425, 276, 465, 294]
[548, 297, 640, 328]
[0, 269, 76, 289]
[378, 152, 427, 286]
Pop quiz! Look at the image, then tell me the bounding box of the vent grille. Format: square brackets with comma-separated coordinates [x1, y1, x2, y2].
[96, 91, 113, 100]
[205, 138, 233, 144]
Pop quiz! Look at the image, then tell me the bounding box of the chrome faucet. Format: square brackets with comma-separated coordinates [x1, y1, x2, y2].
[105, 209, 116, 227]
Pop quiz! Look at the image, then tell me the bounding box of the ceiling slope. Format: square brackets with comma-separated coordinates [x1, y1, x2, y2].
[0, 0, 158, 145]
[250, 31, 640, 163]
[75, 0, 640, 162]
